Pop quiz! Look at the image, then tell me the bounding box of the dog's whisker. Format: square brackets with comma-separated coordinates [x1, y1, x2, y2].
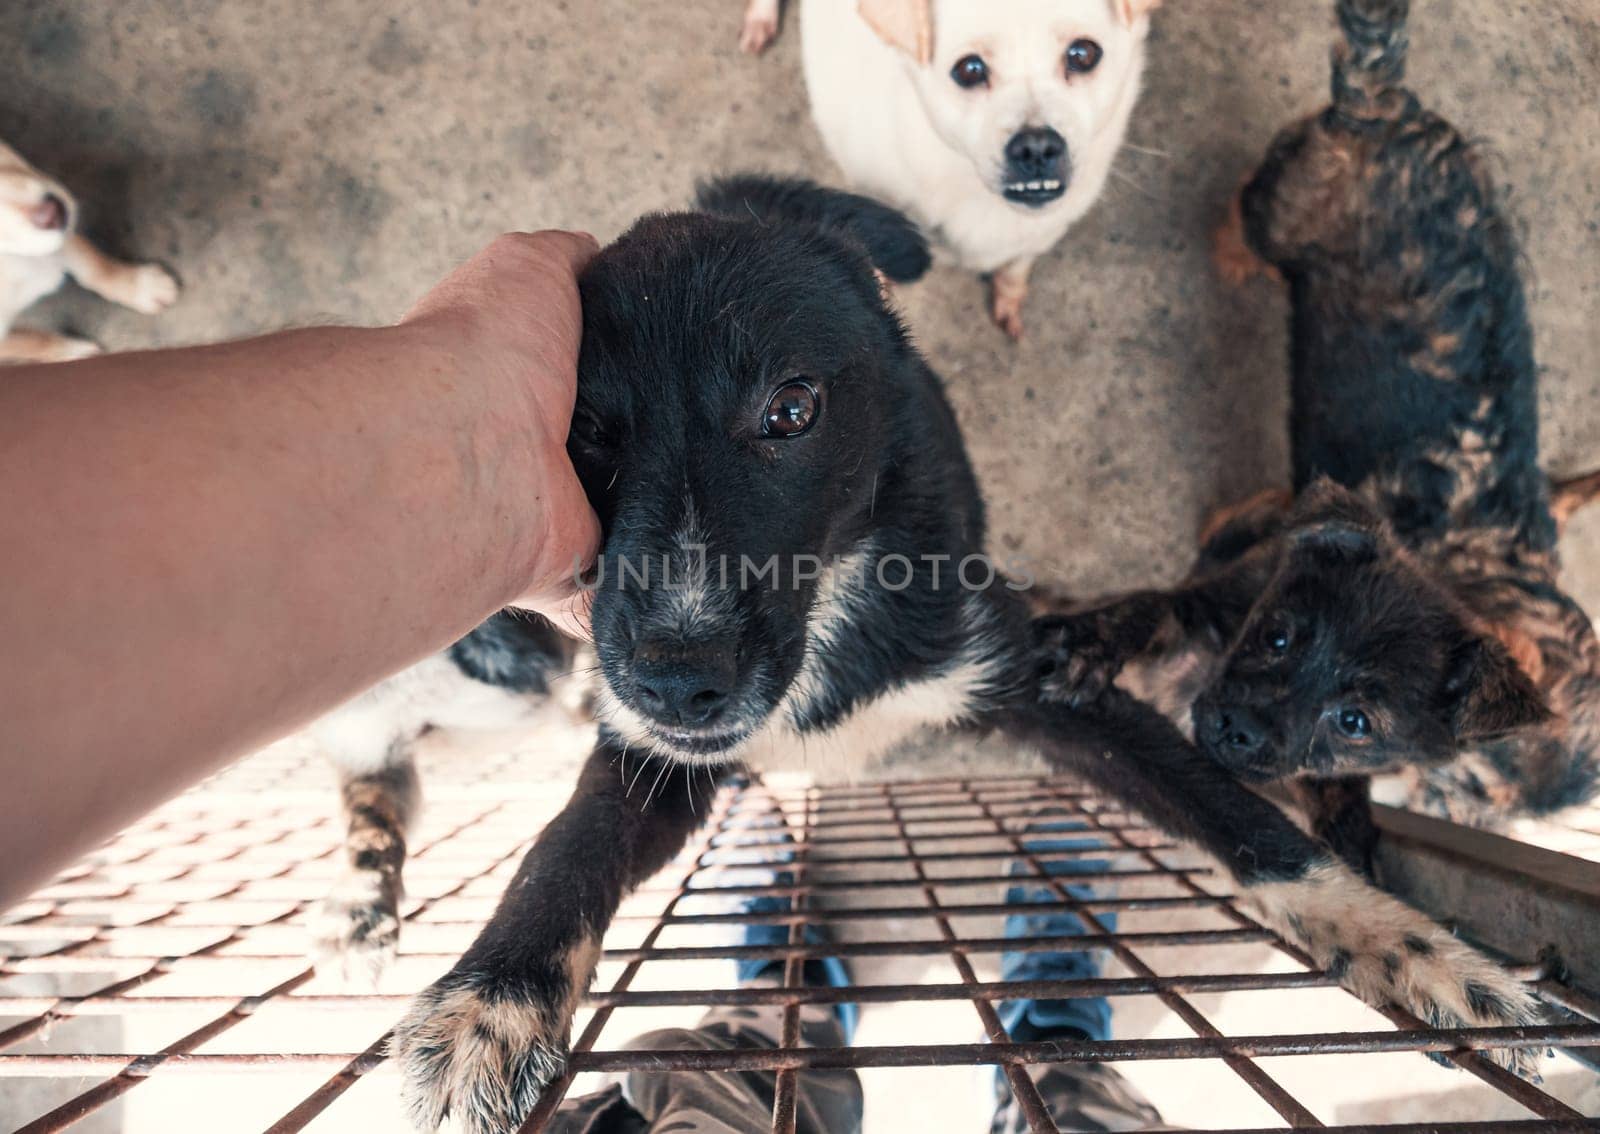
[1108, 166, 1167, 202]
[643, 756, 672, 811]
[547, 663, 601, 683]
[1121, 141, 1174, 159]
[625, 752, 653, 799]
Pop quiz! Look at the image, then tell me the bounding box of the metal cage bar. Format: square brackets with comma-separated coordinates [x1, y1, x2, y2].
[3, 754, 1599, 1134]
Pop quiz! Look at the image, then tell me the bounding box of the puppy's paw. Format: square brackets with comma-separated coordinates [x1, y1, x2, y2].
[991, 290, 1025, 340]
[1033, 614, 1124, 708]
[392, 940, 598, 1133]
[124, 263, 181, 314]
[309, 873, 401, 985]
[1244, 859, 1544, 1078]
[739, 0, 780, 54]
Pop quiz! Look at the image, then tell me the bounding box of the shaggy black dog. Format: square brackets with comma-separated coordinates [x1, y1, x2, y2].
[1035, 0, 1600, 869]
[352, 175, 1542, 1133]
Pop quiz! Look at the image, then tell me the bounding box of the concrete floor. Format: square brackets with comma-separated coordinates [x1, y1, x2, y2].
[2, 0, 1597, 609]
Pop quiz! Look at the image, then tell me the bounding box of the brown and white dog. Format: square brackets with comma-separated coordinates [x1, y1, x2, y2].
[0, 139, 179, 364]
[742, 0, 1160, 337]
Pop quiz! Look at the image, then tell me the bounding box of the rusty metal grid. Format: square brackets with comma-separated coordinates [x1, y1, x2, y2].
[3, 745, 1600, 1134]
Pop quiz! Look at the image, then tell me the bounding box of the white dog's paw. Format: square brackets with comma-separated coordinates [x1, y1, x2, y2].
[990, 278, 1029, 340]
[124, 262, 181, 314]
[391, 974, 570, 1134]
[1244, 859, 1543, 1078]
[308, 874, 401, 986]
[739, 0, 780, 54]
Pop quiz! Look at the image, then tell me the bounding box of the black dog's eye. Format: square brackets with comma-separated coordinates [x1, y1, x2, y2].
[1064, 38, 1103, 74]
[571, 410, 613, 450]
[762, 381, 820, 439]
[951, 54, 990, 89]
[1337, 707, 1371, 739]
[1258, 612, 1293, 654]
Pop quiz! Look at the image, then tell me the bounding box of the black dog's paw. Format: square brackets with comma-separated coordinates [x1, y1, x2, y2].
[1244, 859, 1545, 1079]
[1032, 614, 1125, 708]
[392, 952, 591, 1134]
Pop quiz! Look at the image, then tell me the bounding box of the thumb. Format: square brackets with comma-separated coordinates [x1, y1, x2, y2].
[534, 229, 600, 275]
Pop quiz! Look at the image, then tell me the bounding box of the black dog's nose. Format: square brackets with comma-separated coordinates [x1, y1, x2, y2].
[1004, 127, 1067, 176]
[29, 193, 68, 232]
[1210, 706, 1267, 753]
[633, 641, 737, 728]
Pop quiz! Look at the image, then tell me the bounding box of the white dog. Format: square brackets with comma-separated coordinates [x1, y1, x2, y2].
[0, 139, 179, 364]
[742, 0, 1160, 337]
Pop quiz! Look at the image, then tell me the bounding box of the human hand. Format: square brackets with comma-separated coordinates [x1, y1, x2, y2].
[402, 231, 602, 639]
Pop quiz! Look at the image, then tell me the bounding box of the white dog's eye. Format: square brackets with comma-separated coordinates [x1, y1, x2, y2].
[1064, 38, 1103, 75]
[950, 54, 990, 89]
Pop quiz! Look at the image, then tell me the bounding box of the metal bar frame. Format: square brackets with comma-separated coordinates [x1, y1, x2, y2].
[3, 763, 1598, 1134]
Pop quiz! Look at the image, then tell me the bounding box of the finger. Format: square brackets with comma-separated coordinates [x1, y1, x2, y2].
[568, 504, 602, 580]
[553, 593, 594, 644]
[518, 590, 593, 645]
[516, 503, 599, 640]
[503, 229, 599, 275]
[545, 229, 600, 270]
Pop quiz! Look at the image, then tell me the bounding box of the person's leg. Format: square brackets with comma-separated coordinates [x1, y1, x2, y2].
[544, 1082, 649, 1134]
[547, 808, 863, 1134]
[989, 812, 1170, 1134]
[624, 988, 859, 1134]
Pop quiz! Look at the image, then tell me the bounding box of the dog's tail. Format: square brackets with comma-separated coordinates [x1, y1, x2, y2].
[1330, 0, 1410, 123]
[696, 174, 932, 284]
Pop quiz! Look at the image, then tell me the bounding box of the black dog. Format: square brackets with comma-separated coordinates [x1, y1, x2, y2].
[381, 175, 1539, 1133]
[1036, 0, 1600, 865]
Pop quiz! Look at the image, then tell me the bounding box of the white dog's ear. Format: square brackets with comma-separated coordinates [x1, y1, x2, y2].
[858, 0, 933, 65]
[1116, 0, 1163, 25]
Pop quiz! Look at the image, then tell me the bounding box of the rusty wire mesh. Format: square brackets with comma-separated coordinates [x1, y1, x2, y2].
[3, 742, 1599, 1134]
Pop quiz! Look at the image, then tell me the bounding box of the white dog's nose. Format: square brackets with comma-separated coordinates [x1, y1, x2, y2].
[1004, 127, 1067, 175]
[1002, 128, 1070, 205]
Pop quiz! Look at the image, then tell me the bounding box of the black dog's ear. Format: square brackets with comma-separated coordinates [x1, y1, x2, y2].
[1443, 636, 1552, 743]
[1292, 521, 1379, 564]
[696, 174, 932, 283]
[1288, 478, 1383, 564]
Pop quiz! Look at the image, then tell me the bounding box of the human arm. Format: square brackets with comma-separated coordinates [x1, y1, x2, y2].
[0, 231, 598, 907]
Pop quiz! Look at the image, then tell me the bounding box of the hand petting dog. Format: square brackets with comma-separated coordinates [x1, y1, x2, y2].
[402, 229, 603, 639]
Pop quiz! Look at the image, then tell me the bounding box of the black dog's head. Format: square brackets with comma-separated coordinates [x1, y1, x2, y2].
[1193, 481, 1550, 781]
[570, 175, 933, 761]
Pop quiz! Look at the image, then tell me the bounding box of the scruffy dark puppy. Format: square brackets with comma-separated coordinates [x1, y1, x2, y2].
[379, 175, 1539, 1134]
[1036, 0, 1600, 865]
